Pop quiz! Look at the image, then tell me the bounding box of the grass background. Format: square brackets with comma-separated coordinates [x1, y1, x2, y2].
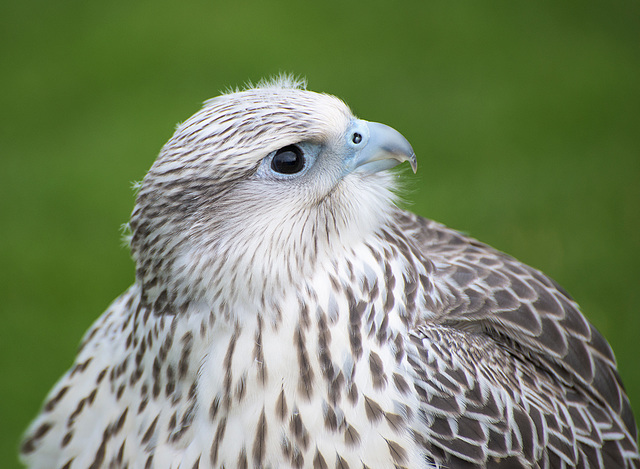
[1, 1, 638, 464]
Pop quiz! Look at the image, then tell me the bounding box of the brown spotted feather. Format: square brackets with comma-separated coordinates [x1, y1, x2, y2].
[394, 209, 638, 467]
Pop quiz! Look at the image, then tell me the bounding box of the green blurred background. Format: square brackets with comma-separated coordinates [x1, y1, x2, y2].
[1, 1, 638, 464]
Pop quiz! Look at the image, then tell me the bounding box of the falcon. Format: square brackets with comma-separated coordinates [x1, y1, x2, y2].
[21, 77, 639, 468]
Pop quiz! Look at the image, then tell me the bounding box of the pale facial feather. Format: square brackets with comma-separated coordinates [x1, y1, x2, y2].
[129, 86, 402, 313]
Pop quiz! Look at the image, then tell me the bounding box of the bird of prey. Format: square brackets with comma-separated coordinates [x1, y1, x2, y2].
[21, 77, 639, 468]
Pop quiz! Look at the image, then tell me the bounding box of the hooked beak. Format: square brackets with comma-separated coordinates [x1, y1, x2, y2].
[351, 121, 417, 174]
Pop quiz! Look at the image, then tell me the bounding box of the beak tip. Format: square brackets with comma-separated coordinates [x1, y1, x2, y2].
[409, 153, 418, 173]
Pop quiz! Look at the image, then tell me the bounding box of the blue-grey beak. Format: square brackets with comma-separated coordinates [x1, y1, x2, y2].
[352, 121, 417, 174]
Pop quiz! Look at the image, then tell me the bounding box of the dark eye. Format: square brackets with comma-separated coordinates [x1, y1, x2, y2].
[352, 132, 362, 144]
[271, 145, 305, 174]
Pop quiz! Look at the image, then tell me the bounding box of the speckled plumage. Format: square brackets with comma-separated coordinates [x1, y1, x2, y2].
[22, 78, 639, 468]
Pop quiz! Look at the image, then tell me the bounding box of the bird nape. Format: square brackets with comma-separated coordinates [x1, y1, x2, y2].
[21, 77, 639, 468]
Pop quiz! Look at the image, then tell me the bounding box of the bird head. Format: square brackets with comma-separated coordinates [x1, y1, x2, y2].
[129, 78, 416, 313]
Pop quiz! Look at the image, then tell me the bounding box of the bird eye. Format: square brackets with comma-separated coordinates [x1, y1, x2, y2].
[352, 132, 363, 144]
[271, 145, 305, 174]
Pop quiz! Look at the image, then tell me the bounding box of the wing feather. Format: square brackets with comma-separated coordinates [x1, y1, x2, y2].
[392, 209, 638, 467]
